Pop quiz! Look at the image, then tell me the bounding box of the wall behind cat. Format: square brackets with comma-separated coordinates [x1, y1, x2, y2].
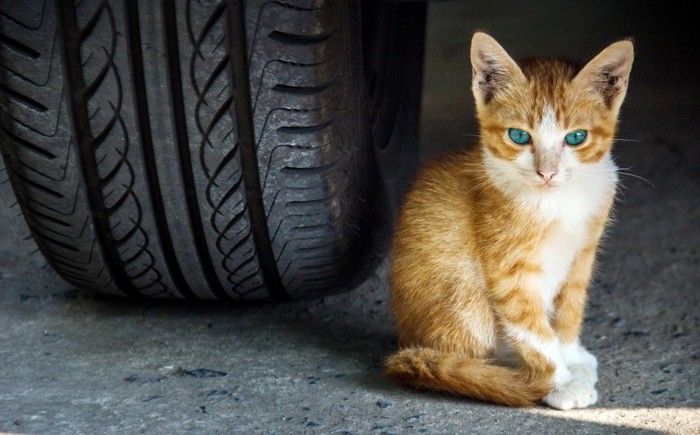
[419, 0, 697, 162]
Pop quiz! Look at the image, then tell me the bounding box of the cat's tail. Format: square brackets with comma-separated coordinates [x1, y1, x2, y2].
[385, 347, 554, 407]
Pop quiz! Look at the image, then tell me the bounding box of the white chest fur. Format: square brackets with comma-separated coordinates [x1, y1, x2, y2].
[530, 155, 617, 312]
[484, 147, 618, 310]
[538, 217, 587, 313]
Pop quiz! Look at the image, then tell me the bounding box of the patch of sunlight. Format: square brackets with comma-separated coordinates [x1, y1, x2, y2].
[530, 407, 699, 434]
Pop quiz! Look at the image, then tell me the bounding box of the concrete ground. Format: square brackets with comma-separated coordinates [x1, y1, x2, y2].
[1, 1, 698, 434]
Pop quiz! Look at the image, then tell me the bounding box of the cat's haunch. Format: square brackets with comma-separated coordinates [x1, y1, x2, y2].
[386, 32, 634, 409]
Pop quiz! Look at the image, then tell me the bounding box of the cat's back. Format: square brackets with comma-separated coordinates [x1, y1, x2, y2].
[401, 148, 480, 214]
[393, 147, 483, 255]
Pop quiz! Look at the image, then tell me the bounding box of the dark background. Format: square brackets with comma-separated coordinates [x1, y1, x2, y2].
[421, 0, 699, 160]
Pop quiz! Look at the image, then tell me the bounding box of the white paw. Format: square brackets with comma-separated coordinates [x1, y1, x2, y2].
[569, 363, 598, 385]
[561, 343, 597, 368]
[561, 343, 598, 385]
[543, 380, 598, 410]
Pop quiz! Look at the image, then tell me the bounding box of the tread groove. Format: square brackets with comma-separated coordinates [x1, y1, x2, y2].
[0, 34, 40, 58]
[272, 81, 335, 95]
[0, 82, 49, 112]
[123, 0, 196, 299]
[162, 0, 230, 300]
[267, 28, 335, 46]
[228, 0, 288, 300]
[276, 114, 337, 135]
[15, 173, 64, 198]
[280, 158, 340, 176]
[56, 0, 139, 297]
[0, 125, 57, 159]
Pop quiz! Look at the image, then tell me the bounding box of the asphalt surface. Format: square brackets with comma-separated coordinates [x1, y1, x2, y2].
[1, 1, 698, 434]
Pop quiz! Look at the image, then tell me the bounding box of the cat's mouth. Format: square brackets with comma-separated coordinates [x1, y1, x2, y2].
[535, 177, 563, 190]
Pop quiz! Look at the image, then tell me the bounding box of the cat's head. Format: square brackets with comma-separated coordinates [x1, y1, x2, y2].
[470, 32, 634, 192]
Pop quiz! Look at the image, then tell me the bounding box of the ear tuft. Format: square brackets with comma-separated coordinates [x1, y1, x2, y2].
[574, 40, 634, 110]
[470, 32, 524, 105]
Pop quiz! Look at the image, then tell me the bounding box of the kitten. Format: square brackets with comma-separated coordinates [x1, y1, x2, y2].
[385, 32, 633, 409]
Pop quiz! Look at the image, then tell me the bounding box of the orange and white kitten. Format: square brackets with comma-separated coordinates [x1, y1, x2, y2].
[386, 32, 634, 409]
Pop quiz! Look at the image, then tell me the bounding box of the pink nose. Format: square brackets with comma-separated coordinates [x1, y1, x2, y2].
[538, 170, 556, 181]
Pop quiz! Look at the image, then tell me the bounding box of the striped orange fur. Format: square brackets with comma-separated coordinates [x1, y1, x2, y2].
[386, 32, 634, 409]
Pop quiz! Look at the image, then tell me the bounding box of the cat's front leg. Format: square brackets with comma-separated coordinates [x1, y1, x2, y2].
[491, 281, 580, 408]
[546, 234, 607, 409]
[552, 279, 599, 389]
[489, 251, 600, 409]
[502, 321, 596, 411]
[505, 329, 596, 410]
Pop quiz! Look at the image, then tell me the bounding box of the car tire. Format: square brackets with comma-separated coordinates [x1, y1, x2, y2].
[0, 0, 425, 300]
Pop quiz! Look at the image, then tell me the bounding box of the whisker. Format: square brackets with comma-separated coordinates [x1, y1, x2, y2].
[614, 165, 655, 187]
[614, 186, 628, 201]
[617, 171, 655, 188]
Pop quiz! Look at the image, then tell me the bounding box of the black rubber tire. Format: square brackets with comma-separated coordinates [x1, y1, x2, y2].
[362, 0, 425, 228]
[0, 0, 424, 300]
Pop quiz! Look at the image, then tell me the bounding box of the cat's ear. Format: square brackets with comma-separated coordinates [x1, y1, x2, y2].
[470, 32, 526, 105]
[573, 40, 634, 112]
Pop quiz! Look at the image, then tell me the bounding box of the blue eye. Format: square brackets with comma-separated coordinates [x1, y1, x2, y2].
[508, 128, 531, 145]
[565, 129, 588, 146]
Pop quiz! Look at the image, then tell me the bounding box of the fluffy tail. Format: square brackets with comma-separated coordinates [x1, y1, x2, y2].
[385, 347, 554, 407]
